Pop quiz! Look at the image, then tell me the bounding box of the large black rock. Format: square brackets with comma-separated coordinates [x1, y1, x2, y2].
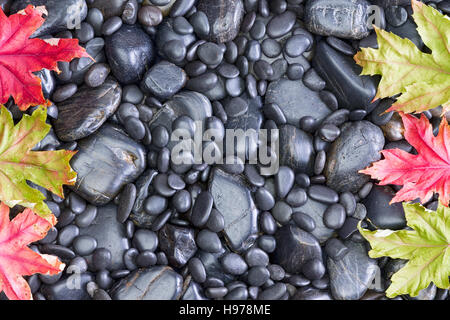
[279, 124, 315, 175]
[89, 0, 127, 18]
[159, 224, 197, 267]
[53, 78, 122, 141]
[313, 41, 378, 111]
[70, 123, 146, 205]
[105, 24, 155, 84]
[324, 121, 384, 193]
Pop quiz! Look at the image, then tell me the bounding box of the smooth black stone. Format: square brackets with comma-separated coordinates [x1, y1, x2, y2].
[325, 238, 349, 260]
[279, 124, 315, 175]
[324, 121, 384, 193]
[186, 72, 218, 92]
[220, 253, 248, 275]
[196, 229, 222, 253]
[292, 212, 316, 233]
[303, 68, 326, 92]
[339, 192, 357, 216]
[53, 78, 121, 141]
[308, 185, 339, 204]
[385, 5, 407, 27]
[90, 0, 127, 18]
[313, 41, 377, 111]
[102, 16, 123, 35]
[144, 195, 168, 216]
[271, 201, 292, 225]
[266, 10, 296, 38]
[110, 266, 183, 300]
[197, 0, 245, 43]
[188, 257, 207, 283]
[197, 42, 224, 65]
[141, 61, 187, 99]
[266, 78, 331, 126]
[173, 16, 193, 34]
[245, 247, 269, 267]
[92, 248, 112, 271]
[258, 283, 287, 300]
[41, 273, 93, 300]
[338, 217, 360, 240]
[284, 34, 311, 58]
[209, 169, 259, 252]
[302, 258, 326, 280]
[73, 235, 97, 256]
[323, 204, 347, 229]
[156, 18, 196, 56]
[124, 116, 146, 140]
[262, 38, 282, 58]
[105, 24, 155, 84]
[132, 229, 158, 252]
[362, 185, 406, 229]
[326, 36, 356, 56]
[159, 224, 197, 267]
[255, 188, 275, 211]
[247, 266, 270, 286]
[304, 0, 371, 39]
[275, 166, 294, 198]
[244, 165, 265, 187]
[84, 63, 110, 88]
[328, 240, 378, 300]
[79, 204, 130, 270]
[171, 190, 192, 213]
[217, 63, 240, 79]
[117, 183, 136, 223]
[11, 0, 88, 37]
[272, 224, 322, 274]
[294, 198, 335, 243]
[206, 209, 225, 233]
[189, 11, 210, 38]
[70, 124, 146, 205]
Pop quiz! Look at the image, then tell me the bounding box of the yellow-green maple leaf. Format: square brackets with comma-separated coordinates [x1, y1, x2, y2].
[354, 0, 450, 114]
[358, 202, 450, 298]
[0, 105, 76, 224]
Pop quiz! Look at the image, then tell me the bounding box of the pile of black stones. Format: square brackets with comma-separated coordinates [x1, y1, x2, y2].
[0, 0, 449, 301]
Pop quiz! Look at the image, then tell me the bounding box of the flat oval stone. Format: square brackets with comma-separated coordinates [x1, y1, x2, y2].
[208, 169, 258, 252]
[105, 24, 155, 84]
[266, 10, 296, 38]
[324, 121, 385, 193]
[305, 0, 371, 39]
[197, 0, 245, 43]
[54, 78, 122, 141]
[70, 123, 147, 205]
[313, 41, 377, 111]
[141, 61, 187, 99]
[110, 266, 183, 300]
[266, 78, 331, 125]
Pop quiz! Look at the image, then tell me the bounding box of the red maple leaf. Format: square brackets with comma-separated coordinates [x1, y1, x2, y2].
[360, 113, 450, 207]
[0, 203, 64, 300]
[0, 5, 89, 110]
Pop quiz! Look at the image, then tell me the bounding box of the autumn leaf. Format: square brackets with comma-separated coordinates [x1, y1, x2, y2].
[360, 113, 449, 207]
[0, 5, 89, 110]
[354, 0, 450, 114]
[0, 105, 77, 224]
[358, 202, 450, 298]
[0, 203, 65, 300]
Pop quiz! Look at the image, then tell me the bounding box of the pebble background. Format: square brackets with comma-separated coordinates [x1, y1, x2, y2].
[0, 0, 449, 301]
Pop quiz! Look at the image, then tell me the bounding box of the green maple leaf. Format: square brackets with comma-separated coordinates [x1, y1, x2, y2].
[0, 105, 77, 224]
[358, 202, 450, 298]
[354, 0, 450, 114]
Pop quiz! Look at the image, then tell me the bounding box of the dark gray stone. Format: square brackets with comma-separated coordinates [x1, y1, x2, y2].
[324, 121, 384, 193]
[272, 224, 322, 274]
[279, 124, 315, 175]
[105, 24, 155, 84]
[363, 185, 406, 229]
[305, 0, 371, 39]
[158, 224, 197, 267]
[41, 273, 93, 300]
[266, 78, 331, 125]
[141, 61, 187, 99]
[53, 78, 121, 141]
[70, 123, 146, 205]
[79, 204, 129, 270]
[313, 41, 377, 111]
[328, 240, 378, 300]
[90, 0, 127, 18]
[197, 0, 245, 43]
[208, 169, 258, 252]
[110, 266, 183, 300]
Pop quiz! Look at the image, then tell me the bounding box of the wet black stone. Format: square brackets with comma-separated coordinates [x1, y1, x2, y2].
[110, 266, 183, 300]
[328, 240, 378, 300]
[11, 0, 88, 37]
[105, 24, 155, 84]
[158, 224, 197, 267]
[279, 124, 315, 175]
[304, 0, 371, 39]
[54, 78, 121, 141]
[70, 124, 146, 205]
[80, 204, 129, 270]
[362, 185, 406, 229]
[266, 78, 331, 125]
[313, 41, 377, 111]
[266, 10, 296, 38]
[293, 287, 332, 300]
[90, 0, 127, 18]
[141, 61, 187, 99]
[209, 169, 258, 252]
[324, 121, 385, 193]
[272, 224, 322, 274]
[197, 0, 245, 43]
